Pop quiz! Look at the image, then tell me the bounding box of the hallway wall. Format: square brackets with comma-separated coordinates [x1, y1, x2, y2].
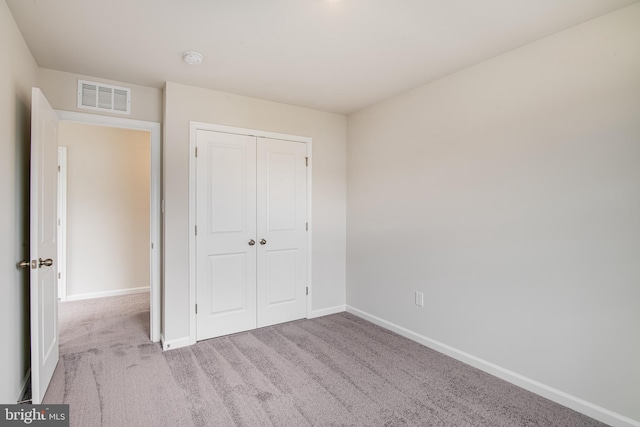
[60, 122, 150, 299]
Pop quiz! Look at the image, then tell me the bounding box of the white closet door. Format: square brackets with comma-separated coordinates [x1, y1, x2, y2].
[196, 130, 257, 340]
[256, 138, 307, 327]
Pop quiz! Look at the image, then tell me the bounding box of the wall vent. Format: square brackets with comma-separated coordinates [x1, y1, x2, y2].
[77, 80, 131, 115]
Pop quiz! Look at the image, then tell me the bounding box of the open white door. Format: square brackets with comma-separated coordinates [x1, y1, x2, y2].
[30, 88, 59, 404]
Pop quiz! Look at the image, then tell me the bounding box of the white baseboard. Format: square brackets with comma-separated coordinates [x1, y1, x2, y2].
[162, 335, 192, 351]
[17, 369, 30, 403]
[65, 286, 149, 302]
[309, 304, 346, 319]
[346, 305, 639, 427]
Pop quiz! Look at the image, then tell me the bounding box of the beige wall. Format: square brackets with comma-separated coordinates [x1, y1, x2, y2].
[5, 0, 634, 420]
[60, 122, 150, 298]
[38, 68, 163, 123]
[164, 82, 347, 344]
[0, 0, 38, 403]
[347, 4, 640, 423]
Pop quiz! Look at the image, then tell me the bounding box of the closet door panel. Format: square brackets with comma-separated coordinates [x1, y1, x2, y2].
[257, 138, 307, 327]
[196, 130, 257, 340]
[266, 249, 298, 304]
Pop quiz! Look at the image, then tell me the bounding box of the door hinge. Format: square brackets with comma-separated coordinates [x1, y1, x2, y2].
[305, 157, 308, 167]
[195, 304, 198, 314]
[58, 165, 61, 172]
[161, 199, 165, 214]
[58, 272, 61, 279]
[306, 222, 308, 231]
[151, 242, 154, 249]
[195, 225, 198, 236]
[306, 287, 309, 296]
[195, 146, 198, 157]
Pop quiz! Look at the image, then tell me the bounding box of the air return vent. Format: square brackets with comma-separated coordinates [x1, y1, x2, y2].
[77, 80, 131, 114]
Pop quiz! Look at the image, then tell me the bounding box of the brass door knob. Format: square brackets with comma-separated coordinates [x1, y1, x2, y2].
[17, 260, 31, 269]
[248, 239, 256, 246]
[259, 239, 267, 245]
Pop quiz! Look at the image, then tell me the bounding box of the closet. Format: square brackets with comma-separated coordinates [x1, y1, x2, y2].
[194, 128, 308, 340]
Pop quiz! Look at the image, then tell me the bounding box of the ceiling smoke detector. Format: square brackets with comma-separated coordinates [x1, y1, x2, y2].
[183, 51, 204, 65]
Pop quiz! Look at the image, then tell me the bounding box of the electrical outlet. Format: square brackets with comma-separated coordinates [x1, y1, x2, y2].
[415, 291, 424, 307]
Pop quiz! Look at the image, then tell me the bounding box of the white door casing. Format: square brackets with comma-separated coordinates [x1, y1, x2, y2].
[30, 88, 59, 404]
[57, 146, 67, 302]
[195, 131, 258, 340]
[192, 124, 311, 343]
[257, 138, 308, 327]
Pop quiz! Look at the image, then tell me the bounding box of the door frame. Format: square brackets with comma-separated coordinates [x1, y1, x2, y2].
[187, 121, 313, 346]
[57, 146, 68, 302]
[56, 110, 162, 343]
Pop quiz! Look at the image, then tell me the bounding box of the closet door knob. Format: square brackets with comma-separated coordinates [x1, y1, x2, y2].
[259, 239, 267, 245]
[39, 258, 53, 268]
[248, 240, 256, 246]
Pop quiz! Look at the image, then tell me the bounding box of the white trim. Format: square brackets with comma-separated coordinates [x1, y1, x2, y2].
[188, 124, 197, 346]
[162, 335, 192, 351]
[189, 122, 312, 144]
[17, 369, 31, 403]
[66, 286, 149, 302]
[305, 143, 313, 319]
[309, 305, 345, 319]
[189, 121, 313, 346]
[346, 305, 640, 427]
[57, 147, 68, 302]
[55, 110, 161, 343]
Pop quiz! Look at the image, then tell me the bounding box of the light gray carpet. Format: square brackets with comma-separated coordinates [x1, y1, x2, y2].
[44, 293, 606, 426]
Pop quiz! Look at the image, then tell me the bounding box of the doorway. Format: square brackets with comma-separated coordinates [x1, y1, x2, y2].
[56, 111, 161, 342]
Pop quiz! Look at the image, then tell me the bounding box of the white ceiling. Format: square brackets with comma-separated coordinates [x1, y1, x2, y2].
[7, 0, 638, 114]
